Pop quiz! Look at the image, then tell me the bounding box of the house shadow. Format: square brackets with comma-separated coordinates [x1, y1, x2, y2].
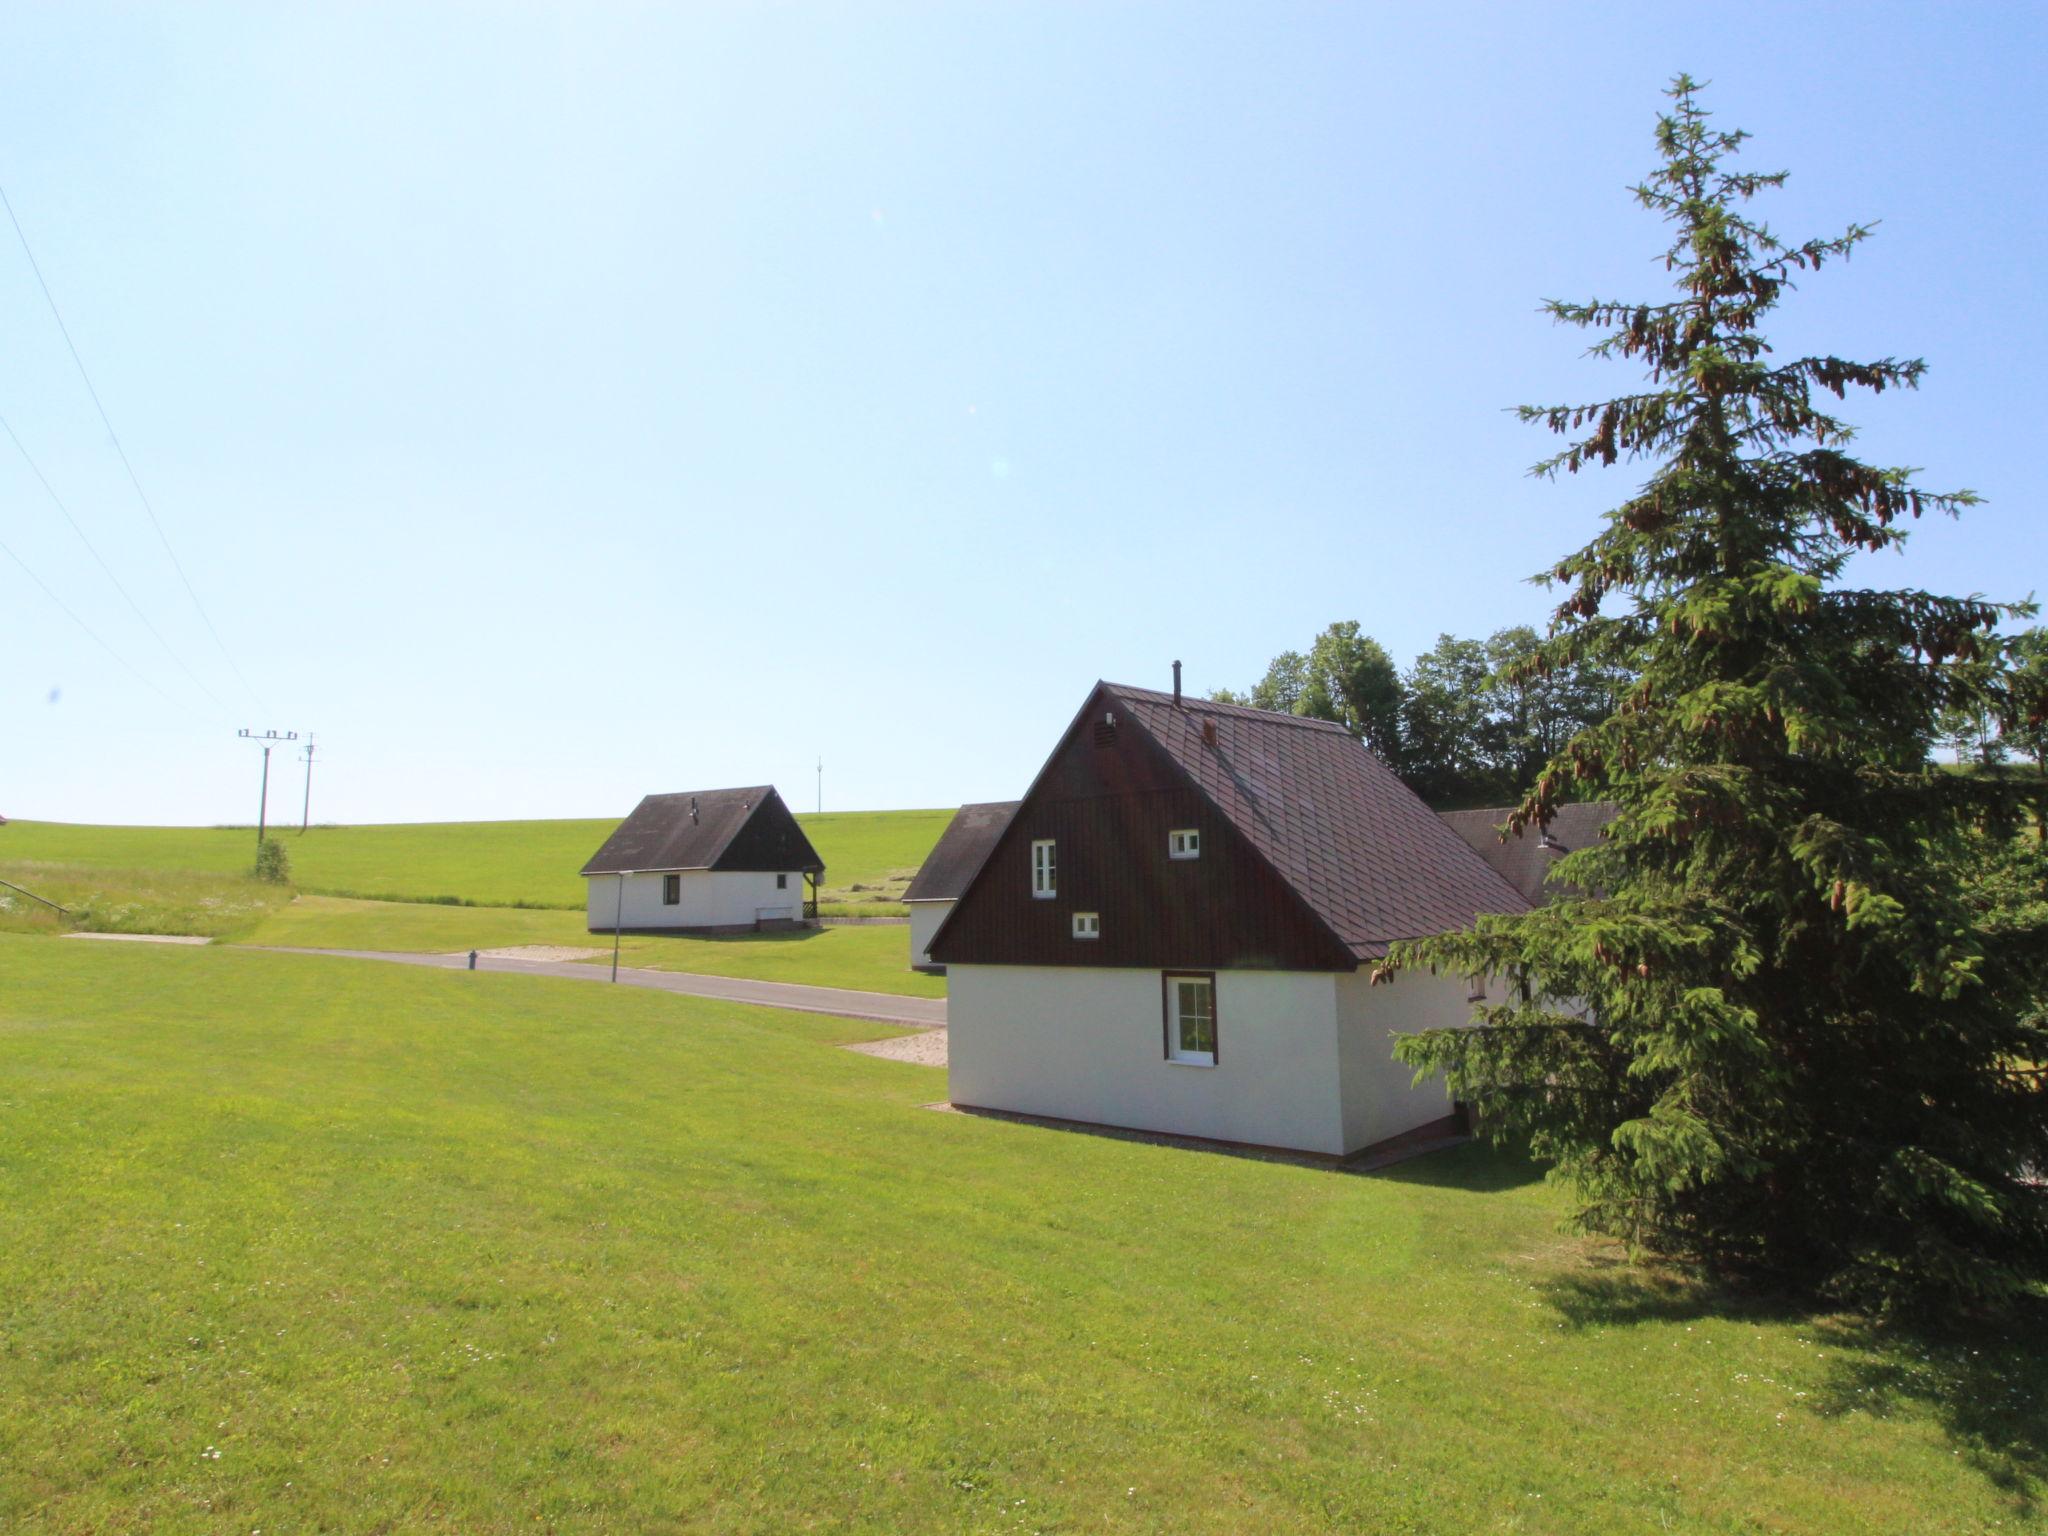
[1541, 1256, 2048, 1510]
[944, 1105, 1544, 1191]
[634, 924, 834, 948]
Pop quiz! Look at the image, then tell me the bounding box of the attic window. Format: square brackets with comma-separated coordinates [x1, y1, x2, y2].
[1031, 839, 1057, 899]
[1168, 829, 1200, 861]
[1072, 911, 1100, 940]
[1093, 712, 1118, 747]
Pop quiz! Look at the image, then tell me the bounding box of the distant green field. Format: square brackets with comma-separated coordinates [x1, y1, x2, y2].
[0, 807, 952, 911]
[246, 896, 945, 997]
[3, 936, 2036, 1533]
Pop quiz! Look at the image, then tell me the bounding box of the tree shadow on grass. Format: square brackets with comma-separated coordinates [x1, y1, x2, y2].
[1542, 1257, 2048, 1511]
[1366, 1139, 1546, 1194]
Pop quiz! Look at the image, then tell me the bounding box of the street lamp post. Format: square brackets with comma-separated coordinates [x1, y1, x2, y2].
[611, 870, 631, 983]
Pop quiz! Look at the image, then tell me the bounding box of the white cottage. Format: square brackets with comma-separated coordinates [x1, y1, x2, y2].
[903, 800, 1019, 972]
[581, 785, 823, 934]
[928, 680, 1532, 1158]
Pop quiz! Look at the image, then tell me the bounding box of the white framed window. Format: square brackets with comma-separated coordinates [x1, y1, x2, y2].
[1072, 911, 1100, 939]
[662, 874, 681, 905]
[1168, 828, 1200, 861]
[1163, 972, 1217, 1066]
[1031, 839, 1057, 899]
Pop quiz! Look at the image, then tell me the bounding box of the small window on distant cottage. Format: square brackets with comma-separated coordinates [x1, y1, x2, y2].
[1164, 973, 1217, 1066]
[1466, 974, 1487, 1004]
[1072, 911, 1100, 939]
[1031, 839, 1057, 899]
[662, 874, 681, 905]
[776, 873, 788, 889]
[1168, 828, 1200, 861]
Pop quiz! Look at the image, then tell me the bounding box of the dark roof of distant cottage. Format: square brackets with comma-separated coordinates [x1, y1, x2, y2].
[1105, 686, 1529, 960]
[581, 785, 823, 877]
[903, 801, 1020, 902]
[1438, 801, 1618, 906]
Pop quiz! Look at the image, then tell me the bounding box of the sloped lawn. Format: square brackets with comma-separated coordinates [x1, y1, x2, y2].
[0, 936, 2038, 1533]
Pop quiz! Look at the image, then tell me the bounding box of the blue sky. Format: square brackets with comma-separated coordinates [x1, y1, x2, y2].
[3, 2, 2042, 825]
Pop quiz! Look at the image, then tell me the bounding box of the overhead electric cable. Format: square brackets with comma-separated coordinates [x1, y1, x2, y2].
[0, 528, 169, 700]
[0, 181, 268, 712]
[0, 409, 228, 713]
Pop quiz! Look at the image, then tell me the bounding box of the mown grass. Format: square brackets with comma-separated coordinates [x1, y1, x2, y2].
[244, 896, 943, 998]
[2, 936, 2040, 1533]
[0, 808, 952, 912]
[0, 860, 291, 940]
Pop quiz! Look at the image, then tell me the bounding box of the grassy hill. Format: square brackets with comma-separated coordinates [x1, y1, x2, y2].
[2, 935, 2036, 1533]
[0, 807, 952, 911]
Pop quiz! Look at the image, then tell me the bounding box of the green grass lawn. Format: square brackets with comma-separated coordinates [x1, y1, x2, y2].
[2, 936, 2039, 1533]
[244, 896, 944, 998]
[0, 807, 953, 912]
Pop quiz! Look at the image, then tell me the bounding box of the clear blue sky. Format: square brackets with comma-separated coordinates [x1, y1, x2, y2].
[3, 3, 2042, 826]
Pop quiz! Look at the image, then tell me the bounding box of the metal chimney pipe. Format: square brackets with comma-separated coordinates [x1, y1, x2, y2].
[1172, 659, 1182, 706]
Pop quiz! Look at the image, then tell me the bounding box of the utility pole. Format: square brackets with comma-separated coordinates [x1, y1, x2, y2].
[299, 735, 316, 834]
[238, 729, 297, 851]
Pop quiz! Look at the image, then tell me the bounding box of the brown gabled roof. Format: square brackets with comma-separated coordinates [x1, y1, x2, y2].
[1108, 685, 1529, 960]
[903, 800, 1019, 902]
[580, 786, 823, 876]
[1438, 801, 1618, 907]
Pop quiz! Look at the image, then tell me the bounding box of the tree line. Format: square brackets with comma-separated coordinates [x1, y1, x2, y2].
[1212, 621, 1629, 808]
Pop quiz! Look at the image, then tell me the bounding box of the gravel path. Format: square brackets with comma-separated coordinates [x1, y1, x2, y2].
[842, 1028, 947, 1067]
[62, 932, 211, 946]
[244, 945, 947, 1029]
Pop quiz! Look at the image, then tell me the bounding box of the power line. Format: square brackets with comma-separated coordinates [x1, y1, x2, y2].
[0, 408, 227, 714]
[0, 181, 268, 713]
[0, 528, 169, 700]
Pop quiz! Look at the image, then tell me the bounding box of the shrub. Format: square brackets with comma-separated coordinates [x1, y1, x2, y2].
[254, 838, 292, 885]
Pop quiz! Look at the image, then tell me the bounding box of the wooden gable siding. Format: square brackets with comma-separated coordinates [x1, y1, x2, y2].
[712, 790, 824, 874]
[928, 689, 1355, 973]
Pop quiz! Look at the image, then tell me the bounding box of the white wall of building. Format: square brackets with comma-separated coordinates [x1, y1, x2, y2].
[584, 869, 803, 931]
[907, 899, 953, 969]
[946, 963, 1474, 1156]
[1332, 968, 1468, 1152]
[946, 964, 1351, 1154]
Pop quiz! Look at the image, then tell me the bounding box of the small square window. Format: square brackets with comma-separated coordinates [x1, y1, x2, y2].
[776, 873, 788, 890]
[662, 874, 681, 905]
[1072, 911, 1100, 939]
[1031, 839, 1057, 899]
[1168, 828, 1200, 860]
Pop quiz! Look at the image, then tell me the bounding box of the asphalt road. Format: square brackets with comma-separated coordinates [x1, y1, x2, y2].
[248, 945, 948, 1029]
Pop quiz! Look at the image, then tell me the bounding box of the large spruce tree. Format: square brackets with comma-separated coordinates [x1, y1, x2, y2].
[1392, 78, 2047, 1311]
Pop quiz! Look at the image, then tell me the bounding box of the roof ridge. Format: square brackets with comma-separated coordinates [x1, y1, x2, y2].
[1102, 682, 1352, 733]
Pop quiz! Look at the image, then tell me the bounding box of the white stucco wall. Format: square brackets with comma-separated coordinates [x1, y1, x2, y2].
[907, 899, 953, 969]
[585, 870, 803, 931]
[946, 964, 1351, 1154]
[1332, 968, 1470, 1152]
[946, 963, 1478, 1156]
